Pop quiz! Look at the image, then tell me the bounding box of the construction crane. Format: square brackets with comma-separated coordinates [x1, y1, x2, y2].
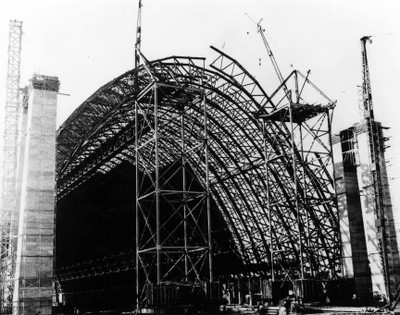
[360, 36, 392, 307]
[134, 0, 142, 310]
[246, 15, 290, 101]
[0, 20, 22, 315]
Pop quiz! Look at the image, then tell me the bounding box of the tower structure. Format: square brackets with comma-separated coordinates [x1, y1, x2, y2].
[13, 74, 59, 315]
[256, 71, 340, 287]
[1, 20, 23, 315]
[135, 57, 213, 309]
[332, 37, 400, 303]
[360, 36, 391, 300]
[333, 121, 400, 302]
[253, 20, 341, 288]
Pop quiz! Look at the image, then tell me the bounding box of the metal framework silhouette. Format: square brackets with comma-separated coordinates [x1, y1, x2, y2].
[56, 47, 341, 303]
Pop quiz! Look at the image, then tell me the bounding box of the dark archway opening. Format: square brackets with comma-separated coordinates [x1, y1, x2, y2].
[56, 160, 241, 312]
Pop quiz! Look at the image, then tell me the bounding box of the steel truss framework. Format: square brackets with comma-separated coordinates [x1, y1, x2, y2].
[256, 70, 339, 280]
[134, 59, 212, 303]
[56, 47, 341, 291]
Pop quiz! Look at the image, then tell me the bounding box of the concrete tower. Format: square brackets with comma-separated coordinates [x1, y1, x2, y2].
[334, 121, 400, 302]
[13, 75, 59, 315]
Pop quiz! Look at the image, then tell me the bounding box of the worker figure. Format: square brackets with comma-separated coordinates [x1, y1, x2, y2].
[221, 289, 229, 311]
[278, 299, 287, 315]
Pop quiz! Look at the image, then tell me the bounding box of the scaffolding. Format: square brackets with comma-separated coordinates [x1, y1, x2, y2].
[1, 20, 22, 315]
[12, 75, 59, 315]
[256, 70, 340, 281]
[134, 56, 213, 308]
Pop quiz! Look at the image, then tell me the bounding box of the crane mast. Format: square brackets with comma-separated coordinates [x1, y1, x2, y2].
[360, 36, 391, 304]
[361, 36, 374, 120]
[134, 0, 142, 93]
[134, 0, 142, 310]
[1, 20, 22, 315]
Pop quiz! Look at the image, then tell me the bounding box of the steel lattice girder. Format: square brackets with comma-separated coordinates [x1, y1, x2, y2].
[56, 47, 341, 278]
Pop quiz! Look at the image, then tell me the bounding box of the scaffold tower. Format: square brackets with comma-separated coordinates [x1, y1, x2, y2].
[135, 56, 213, 309]
[256, 70, 340, 281]
[1, 20, 23, 315]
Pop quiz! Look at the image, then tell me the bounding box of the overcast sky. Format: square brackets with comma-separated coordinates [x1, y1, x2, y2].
[1, 0, 400, 206]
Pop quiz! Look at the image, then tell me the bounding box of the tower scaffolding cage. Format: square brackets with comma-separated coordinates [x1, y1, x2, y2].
[135, 55, 214, 310]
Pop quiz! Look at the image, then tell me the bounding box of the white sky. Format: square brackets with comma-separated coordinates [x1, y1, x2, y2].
[0, 0, 400, 207]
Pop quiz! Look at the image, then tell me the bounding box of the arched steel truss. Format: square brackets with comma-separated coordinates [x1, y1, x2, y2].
[56, 47, 341, 282]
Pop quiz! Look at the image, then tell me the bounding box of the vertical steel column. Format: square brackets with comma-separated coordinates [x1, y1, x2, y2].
[135, 98, 140, 309]
[326, 108, 342, 275]
[299, 123, 310, 277]
[134, 0, 142, 303]
[295, 70, 309, 277]
[288, 99, 304, 280]
[263, 120, 274, 281]
[204, 91, 213, 284]
[154, 86, 161, 285]
[181, 103, 188, 281]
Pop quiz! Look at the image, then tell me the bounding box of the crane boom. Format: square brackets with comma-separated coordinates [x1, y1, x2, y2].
[256, 21, 290, 101]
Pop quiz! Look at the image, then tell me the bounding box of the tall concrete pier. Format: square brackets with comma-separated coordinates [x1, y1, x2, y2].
[13, 75, 59, 315]
[334, 122, 400, 301]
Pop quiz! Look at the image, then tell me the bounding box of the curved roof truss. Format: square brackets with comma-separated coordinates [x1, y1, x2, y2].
[57, 47, 341, 278]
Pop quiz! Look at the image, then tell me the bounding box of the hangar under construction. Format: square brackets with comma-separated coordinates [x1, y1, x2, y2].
[0, 9, 399, 315]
